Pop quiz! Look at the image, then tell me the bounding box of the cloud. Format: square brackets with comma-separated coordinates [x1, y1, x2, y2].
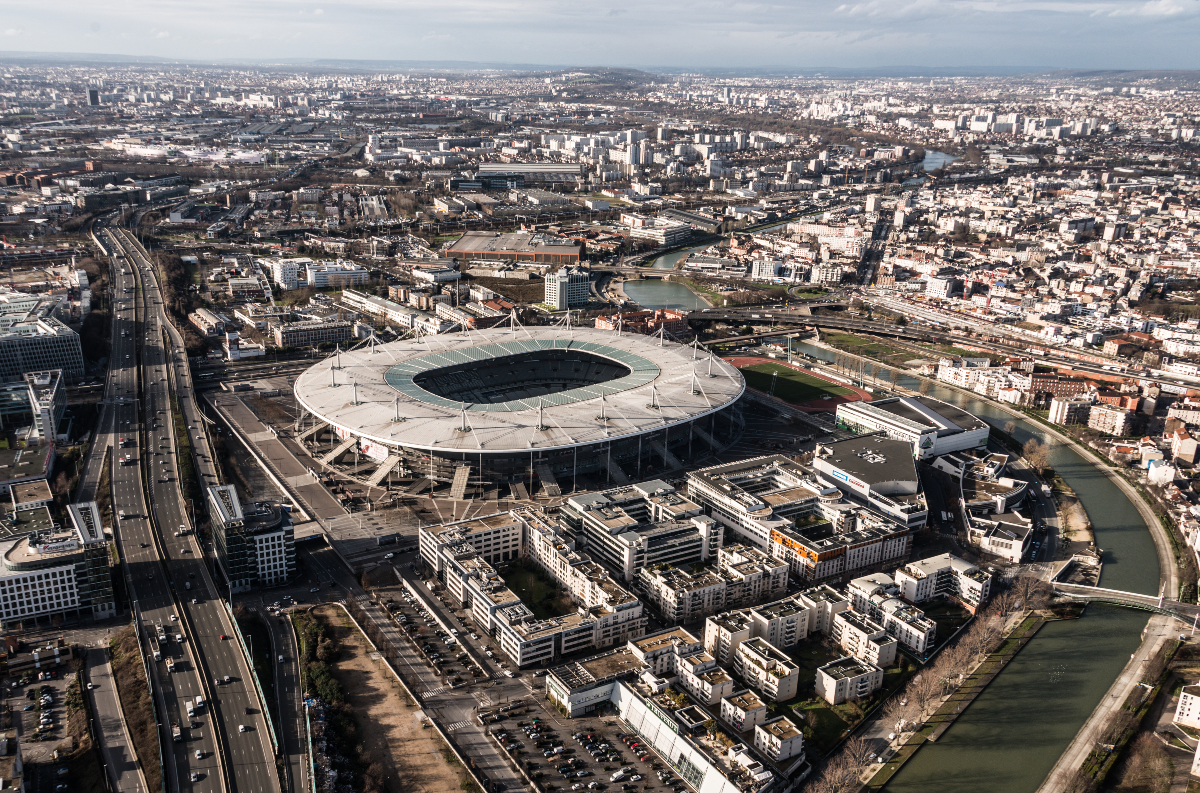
[313, 7, 324, 14]
[3, 28, 21, 36]
[156, 30, 170, 37]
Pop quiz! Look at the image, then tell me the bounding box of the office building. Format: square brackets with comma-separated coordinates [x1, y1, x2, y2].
[562, 480, 717, 582]
[258, 257, 309, 291]
[305, 260, 370, 289]
[833, 396, 990, 460]
[0, 501, 114, 626]
[544, 265, 591, 310]
[273, 319, 354, 348]
[811, 435, 929, 529]
[0, 318, 84, 383]
[207, 485, 295, 593]
[24, 370, 65, 444]
[189, 308, 226, 337]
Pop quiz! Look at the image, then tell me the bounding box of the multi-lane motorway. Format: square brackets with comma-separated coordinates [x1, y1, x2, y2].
[101, 227, 283, 793]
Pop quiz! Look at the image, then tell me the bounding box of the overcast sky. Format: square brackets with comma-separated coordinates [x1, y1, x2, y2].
[5, 0, 1199, 71]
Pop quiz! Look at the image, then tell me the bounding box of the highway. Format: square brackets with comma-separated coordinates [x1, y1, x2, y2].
[98, 234, 223, 793]
[104, 227, 284, 793]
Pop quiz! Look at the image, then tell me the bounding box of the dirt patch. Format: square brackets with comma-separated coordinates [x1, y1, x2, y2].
[313, 605, 472, 793]
[1059, 494, 1095, 546]
[109, 626, 163, 793]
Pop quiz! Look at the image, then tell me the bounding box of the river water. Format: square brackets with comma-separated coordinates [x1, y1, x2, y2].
[923, 150, 960, 172]
[782, 340, 1161, 791]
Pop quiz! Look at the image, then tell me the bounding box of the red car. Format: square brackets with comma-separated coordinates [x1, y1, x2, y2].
[219, 634, 227, 640]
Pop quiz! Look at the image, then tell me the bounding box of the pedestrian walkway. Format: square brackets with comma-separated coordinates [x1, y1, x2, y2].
[445, 720, 470, 731]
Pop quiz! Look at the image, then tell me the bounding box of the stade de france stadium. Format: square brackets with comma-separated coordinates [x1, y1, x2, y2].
[292, 327, 746, 492]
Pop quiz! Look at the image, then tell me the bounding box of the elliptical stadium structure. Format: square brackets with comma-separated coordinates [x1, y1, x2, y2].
[292, 326, 746, 492]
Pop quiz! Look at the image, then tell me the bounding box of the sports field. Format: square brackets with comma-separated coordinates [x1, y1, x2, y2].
[740, 362, 855, 404]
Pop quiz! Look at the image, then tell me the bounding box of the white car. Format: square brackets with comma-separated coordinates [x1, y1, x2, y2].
[238, 725, 247, 733]
[503, 670, 514, 678]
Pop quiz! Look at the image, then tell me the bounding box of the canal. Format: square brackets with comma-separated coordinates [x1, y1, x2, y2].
[783, 340, 1161, 791]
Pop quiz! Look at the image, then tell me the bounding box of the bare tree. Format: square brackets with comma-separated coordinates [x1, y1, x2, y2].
[1023, 437, 1051, 474]
[919, 378, 933, 395]
[1060, 769, 1097, 793]
[888, 369, 899, 390]
[870, 363, 881, 383]
[907, 671, 941, 717]
[1003, 420, 1017, 436]
[881, 694, 917, 734]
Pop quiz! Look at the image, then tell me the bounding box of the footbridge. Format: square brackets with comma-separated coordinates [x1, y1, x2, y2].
[1052, 582, 1198, 622]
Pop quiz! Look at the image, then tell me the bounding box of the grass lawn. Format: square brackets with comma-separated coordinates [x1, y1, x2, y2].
[741, 363, 855, 404]
[793, 289, 830, 299]
[823, 332, 916, 367]
[927, 344, 1007, 363]
[793, 699, 852, 753]
[919, 600, 973, 646]
[499, 559, 574, 620]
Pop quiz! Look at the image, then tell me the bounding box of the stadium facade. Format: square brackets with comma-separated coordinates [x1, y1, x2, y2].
[293, 327, 746, 491]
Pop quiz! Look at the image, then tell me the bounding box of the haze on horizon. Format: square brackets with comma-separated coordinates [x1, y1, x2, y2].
[5, 0, 1200, 72]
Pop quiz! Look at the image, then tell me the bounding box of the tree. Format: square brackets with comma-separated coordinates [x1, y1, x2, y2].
[919, 379, 933, 396]
[1023, 437, 1051, 475]
[1003, 420, 1017, 436]
[870, 363, 881, 383]
[888, 369, 899, 390]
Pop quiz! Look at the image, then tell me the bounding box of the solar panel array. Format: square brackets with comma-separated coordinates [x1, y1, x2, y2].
[384, 339, 660, 413]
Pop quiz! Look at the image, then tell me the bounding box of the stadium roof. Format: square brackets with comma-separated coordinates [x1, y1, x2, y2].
[293, 327, 743, 455]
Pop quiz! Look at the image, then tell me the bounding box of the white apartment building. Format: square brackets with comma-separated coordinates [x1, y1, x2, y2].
[721, 689, 769, 733]
[1174, 683, 1200, 730]
[895, 553, 992, 612]
[753, 717, 806, 764]
[563, 481, 717, 582]
[420, 507, 647, 668]
[733, 637, 800, 702]
[1088, 404, 1135, 436]
[1049, 396, 1093, 426]
[816, 656, 884, 705]
[831, 610, 898, 668]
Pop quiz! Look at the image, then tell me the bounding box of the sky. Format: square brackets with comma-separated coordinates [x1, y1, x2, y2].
[3, 0, 1200, 71]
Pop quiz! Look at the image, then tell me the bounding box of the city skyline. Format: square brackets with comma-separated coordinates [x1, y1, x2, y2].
[5, 0, 1200, 71]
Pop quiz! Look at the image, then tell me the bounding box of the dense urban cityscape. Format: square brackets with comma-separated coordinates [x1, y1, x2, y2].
[0, 53, 1199, 793]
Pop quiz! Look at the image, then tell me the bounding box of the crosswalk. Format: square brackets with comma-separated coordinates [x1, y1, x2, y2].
[420, 685, 451, 698]
[444, 720, 470, 731]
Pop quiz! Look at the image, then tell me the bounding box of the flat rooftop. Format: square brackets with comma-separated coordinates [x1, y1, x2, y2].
[817, 435, 918, 486]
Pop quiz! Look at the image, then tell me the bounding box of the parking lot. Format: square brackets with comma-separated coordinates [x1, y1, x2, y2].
[490, 718, 689, 793]
[10, 666, 73, 758]
[385, 589, 490, 685]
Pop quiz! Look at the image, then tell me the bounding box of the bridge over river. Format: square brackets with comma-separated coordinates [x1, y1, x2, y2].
[1052, 582, 1198, 624]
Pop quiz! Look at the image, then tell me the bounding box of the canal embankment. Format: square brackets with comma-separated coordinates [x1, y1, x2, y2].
[779, 338, 1170, 792]
[868, 614, 1051, 791]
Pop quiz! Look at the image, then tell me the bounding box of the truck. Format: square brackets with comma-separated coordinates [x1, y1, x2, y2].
[156, 624, 167, 642]
[150, 637, 162, 662]
[171, 722, 182, 742]
[1041, 484, 1052, 498]
[165, 657, 175, 673]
